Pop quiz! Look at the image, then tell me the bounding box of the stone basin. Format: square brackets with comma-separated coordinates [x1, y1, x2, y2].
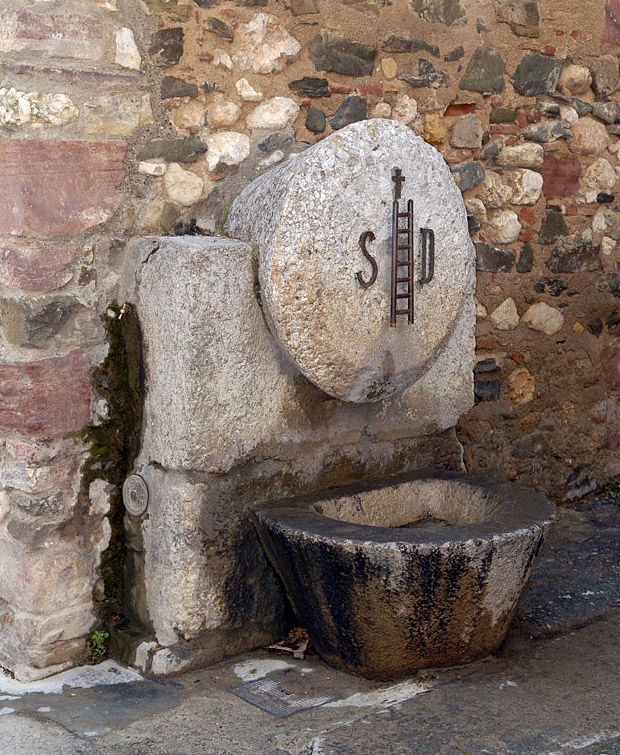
[253, 471, 555, 680]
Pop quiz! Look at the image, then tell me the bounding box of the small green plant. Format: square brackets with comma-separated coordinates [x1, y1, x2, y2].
[89, 630, 110, 662]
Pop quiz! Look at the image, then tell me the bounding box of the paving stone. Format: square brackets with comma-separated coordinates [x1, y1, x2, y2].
[512, 53, 562, 96]
[449, 159, 484, 190]
[161, 76, 199, 99]
[539, 206, 569, 244]
[329, 96, 367, 130]
[234, 13, 300, 74]
[459, 46, 506, 93]
[288, 77, 330, 98]
[0, 138, 125, 236]
[149, 27, 185, 65]
[0, 350, 90, 438]
[305, 106, 326, 133]
[381, 35, 439, 57]
[308, 31, 376, 77]
[400, 58, 449, 87]
[475, 241, 516, 272]
[410, 0, 467, 26]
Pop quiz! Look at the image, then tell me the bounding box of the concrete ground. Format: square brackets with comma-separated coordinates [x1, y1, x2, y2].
[2, 499, 620, 755]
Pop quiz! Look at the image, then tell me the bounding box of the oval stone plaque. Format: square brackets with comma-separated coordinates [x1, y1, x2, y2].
[122, 474, 149, 516]
[227, 119, 475, 403]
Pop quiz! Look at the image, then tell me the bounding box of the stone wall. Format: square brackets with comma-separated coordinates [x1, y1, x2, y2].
[1, 0, 620, 678]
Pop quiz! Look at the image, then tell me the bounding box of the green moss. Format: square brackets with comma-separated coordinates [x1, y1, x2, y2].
[82, 304, 144, 629]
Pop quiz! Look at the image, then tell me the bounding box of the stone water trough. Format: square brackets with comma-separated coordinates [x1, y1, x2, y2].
[253, 471, 555, 680]
[125, 119, 554, 680]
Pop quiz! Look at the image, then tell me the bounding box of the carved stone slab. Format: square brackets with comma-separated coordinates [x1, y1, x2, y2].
[227, 119, 475, 402]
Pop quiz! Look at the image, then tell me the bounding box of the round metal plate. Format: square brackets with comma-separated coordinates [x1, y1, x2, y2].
[122, 474, 149, 516]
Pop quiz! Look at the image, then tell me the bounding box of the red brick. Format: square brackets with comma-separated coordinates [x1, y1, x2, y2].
[565, 203, 598, 216]
[359, 85, 383, 97]
[0, 139, 126, 236]
[444, 103, 476, 117]
[518, 206, 537, 226]
[330, 85, 354, 94]
[490, 124, 520, 135]
[540, 153, 581, 198]
[0, 10, 105, 61]
[0, 241, 74, 292]
[601, 344, 620, 390]
[519, 229, 535, 242]
[0, 350, 90, 439]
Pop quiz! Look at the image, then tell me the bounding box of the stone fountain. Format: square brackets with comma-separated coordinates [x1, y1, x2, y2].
[123, 119, 554, 678]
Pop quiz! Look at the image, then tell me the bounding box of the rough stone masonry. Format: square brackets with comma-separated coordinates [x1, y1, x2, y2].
[1, 0, 620, 678]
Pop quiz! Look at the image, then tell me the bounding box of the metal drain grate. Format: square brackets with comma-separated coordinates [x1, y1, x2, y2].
[232, 677, 333, 718]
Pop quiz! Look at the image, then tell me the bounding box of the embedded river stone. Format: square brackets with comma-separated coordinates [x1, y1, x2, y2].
[226, 119, 474, 403]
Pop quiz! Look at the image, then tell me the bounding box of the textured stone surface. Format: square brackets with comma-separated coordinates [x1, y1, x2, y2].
[450, 160, 485, 190]
[512, 54, 562, 96]
[579, 158, 617, 203]
[522, 302, 564, 334]
[149, 27, 184, 66]
[164, 163, 204, 205]
[0, 138, 126, 236]
[236, 78, 263, 101]
[204, 131, 250, 170]
[504, 169, 543, 205]
[507, 366, 535, 405]
[288, 77, 330, 98]
[161, 76, 198, 99]
[84, 93, 153, 135]
[305, 106, 326, 132]
[0, 241, 74, 292]
[247, 96, 299, 130]
[234, 13, 300, 73]
[486, 210, 522, 244]
[382, 36, 439, 57]
[490, 297, 519, 330]
[477, 171, 512, 209]
[0, 350, 90, 438]
[539, 206, 569, 244]
[227, 119, 475, 403]
[495, 0, 540, 37]
[475, 241, 516, 272]
[308, 31, 376, 77]
[0, 10, 105, 60]
[459, 46, 505, 93]
[410, 0, 467, 26]
[0, 87, 79, 128]
[206, 95, 241, 130]
[450, 114, 483, 149]
[591, 55, 619, 98]
[115, 27, 141, 69]
[558, 64, 592, 96]
[329, 96, 367, 129]
[254, 472, 554, 678]
[568, 118, 609, 156]
[400, 58, 449, 87]
[495, 143, 544, 169]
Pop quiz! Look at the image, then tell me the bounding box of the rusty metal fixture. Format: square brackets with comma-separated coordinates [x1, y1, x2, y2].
[420, 227, 435, 285]
[356, 230, 378, 288]
[391, 193, 414, 327]
[122, 474, 149, 516]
